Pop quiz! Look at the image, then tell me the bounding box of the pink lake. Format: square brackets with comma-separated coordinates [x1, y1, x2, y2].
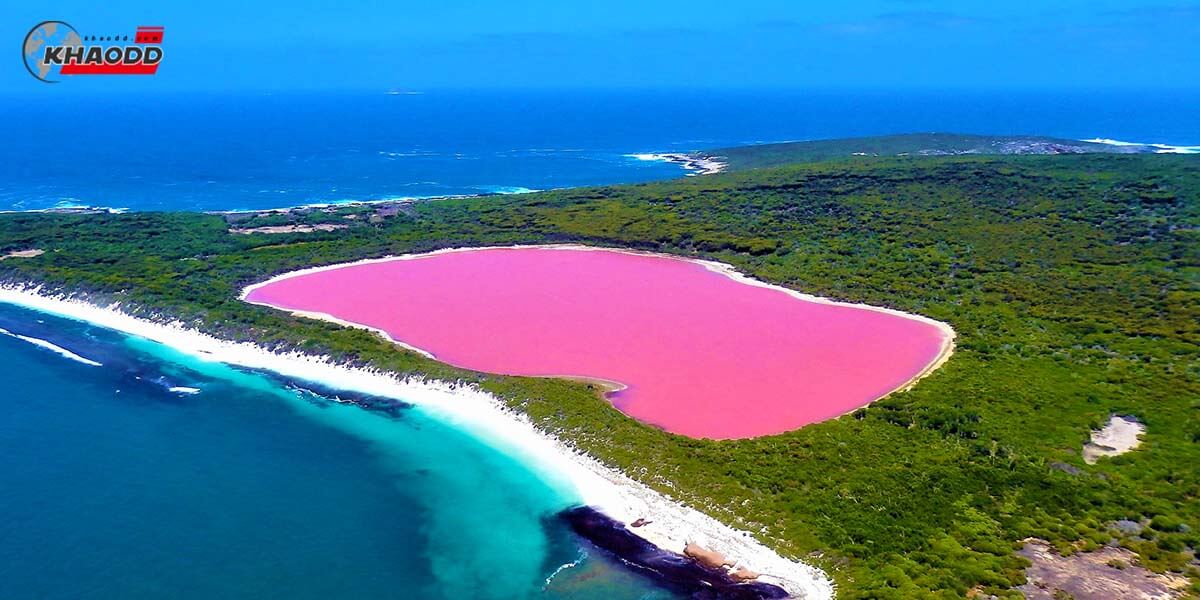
[244, 247, 951, 439]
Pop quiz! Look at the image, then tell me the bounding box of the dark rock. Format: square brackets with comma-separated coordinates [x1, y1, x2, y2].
[560, 506, 790, 599]
[1049, 462, 1081, 475]
[1108, 520, 1143, 536]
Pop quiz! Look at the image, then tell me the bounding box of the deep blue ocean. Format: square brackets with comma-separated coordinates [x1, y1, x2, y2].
[2, 89, 1198, 598]
[1, 89, 1198, 211]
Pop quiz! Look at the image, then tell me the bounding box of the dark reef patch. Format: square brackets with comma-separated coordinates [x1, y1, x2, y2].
[0, 304, 412, 416]
[560, 506, 790, 599]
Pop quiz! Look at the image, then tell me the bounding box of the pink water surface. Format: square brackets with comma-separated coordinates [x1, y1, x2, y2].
[245, 248, 948, 439]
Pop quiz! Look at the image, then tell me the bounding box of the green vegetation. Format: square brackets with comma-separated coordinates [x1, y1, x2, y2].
[705, 133, 1147, 170]
[2, 154, 1198, 598]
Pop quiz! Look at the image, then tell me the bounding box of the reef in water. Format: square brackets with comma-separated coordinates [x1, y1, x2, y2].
[560, 506, 790, 599]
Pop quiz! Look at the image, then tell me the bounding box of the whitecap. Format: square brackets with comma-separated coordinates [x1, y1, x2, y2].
[625, 153, 668, 162]
[0, 327, 102, 367]
[476, 186, 539, 195]
[542, 549, 586, 587]
[1082, 138, 1200, 154]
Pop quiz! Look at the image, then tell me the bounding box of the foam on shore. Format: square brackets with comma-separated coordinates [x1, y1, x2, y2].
[0, 326, 102, 366]
[0, 286, 835, 599]
[1081, 138, 1200, 154]
[627, 152, 728, 175]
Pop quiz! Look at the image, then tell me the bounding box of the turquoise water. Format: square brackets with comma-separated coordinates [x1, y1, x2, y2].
[0, 303, 677, 599]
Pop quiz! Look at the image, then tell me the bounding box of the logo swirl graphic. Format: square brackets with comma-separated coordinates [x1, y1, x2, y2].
[23, 21, 82, 83]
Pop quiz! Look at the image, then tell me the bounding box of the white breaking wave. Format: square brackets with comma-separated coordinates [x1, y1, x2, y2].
[476, 185, 539, 195]
[1082, 138, 1200, 154]
[542, 550, 587, 588]
[378, 150, 440, 158]
[168, 386, 202, 394]
[0, 327, 102, 367]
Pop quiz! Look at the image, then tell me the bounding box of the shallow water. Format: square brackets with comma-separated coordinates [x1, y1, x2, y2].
[0, 303, 679, 599]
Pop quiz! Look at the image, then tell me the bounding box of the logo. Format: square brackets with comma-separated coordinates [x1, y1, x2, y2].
[23, 21, 164, 83]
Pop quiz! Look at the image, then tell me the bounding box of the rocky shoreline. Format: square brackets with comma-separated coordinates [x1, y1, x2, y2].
[561, 506, 790, 599]
[629, 152, 728, 175]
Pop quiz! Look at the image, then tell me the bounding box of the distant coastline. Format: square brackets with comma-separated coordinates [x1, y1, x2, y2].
[628, 152, 728, 175]
[9, 133, 1197, 216]
[1081, 138, 1200, 154]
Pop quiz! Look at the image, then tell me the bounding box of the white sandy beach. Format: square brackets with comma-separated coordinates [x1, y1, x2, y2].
[0, 285, 835, 599]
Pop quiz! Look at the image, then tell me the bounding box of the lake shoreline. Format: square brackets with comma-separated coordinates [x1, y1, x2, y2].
[241, 243, 957, 436]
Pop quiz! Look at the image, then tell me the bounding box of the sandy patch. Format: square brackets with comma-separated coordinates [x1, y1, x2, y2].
[230, 224, 348, 235]
[1018, 539, 1187, 599]
[0, 249, 45, 260]
[1083, 415, 1146, 464]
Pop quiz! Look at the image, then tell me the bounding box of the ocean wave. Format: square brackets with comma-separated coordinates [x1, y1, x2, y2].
[1083, 138, 1200, 154]
[475, 186, 539, 195]
[502, 148, 588, 156]
[378, 150, 440, 158]
[542, 550, 586, 588]
[222, 193, 481, 213]
[0, 205, 128, 215]
[392, 181, 443, 187]
[0, 327, 102, 367]
[625, 153, 668, 162]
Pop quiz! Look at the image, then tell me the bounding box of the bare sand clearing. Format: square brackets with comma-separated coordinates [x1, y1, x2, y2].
[229, 224, 347, 234]
[1083, 415, 1146, 464]
[243, 245, 955, 439]
[0, 249, 44, 260]
[1018, 539, 1188, 599]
